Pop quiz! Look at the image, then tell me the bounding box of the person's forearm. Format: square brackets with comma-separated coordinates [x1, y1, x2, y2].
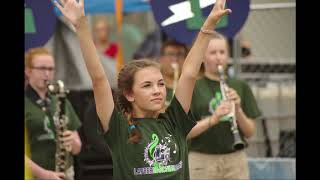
[182, 1, 231, 79]
[187, 115, 218, 140]
[175, 16, 220, 112]
[75, 16, 107, 83]
[75, 16, 114, 129]
[25, 156, 47, 178]
[236, 107, 256, 138]
[181, 17, 218, 80]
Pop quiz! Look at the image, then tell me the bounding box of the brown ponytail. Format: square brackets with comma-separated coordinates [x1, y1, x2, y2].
[126, 112, 141, 144]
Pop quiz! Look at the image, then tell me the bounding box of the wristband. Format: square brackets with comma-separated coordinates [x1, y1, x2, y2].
[200, 27, 215, 35]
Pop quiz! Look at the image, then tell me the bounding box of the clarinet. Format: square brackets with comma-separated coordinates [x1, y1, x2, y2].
[164, 62, 180, 108]
[217, 65, 245, 150]
[47, 80, 70, 173]
[171, 62, 179, 98]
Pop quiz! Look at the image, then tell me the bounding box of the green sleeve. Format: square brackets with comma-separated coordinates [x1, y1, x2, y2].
[166, 96, 197, 138]
[189, 86, 202, 121]
[103, 107, 125, 148]
[65, 99, 82, 130]
[241, 82, 262, 120]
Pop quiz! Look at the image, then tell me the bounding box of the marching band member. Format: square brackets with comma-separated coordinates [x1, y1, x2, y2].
[25, 47, 81, 180]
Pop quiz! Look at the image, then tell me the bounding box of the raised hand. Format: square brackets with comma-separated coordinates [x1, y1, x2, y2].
[209, 0, 232, 24]
[53, 0, 85, 28]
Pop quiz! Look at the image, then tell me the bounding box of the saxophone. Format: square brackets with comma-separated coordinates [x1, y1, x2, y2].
[217, 65, 245, 150]
[47, 80, 71, 174]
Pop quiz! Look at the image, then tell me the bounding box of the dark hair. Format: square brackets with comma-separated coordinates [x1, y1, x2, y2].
[160, 39, 189, 56]
[117, 59, 160, 144]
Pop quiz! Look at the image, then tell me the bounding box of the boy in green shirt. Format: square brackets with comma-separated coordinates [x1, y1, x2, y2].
[25, 47, 82, 180]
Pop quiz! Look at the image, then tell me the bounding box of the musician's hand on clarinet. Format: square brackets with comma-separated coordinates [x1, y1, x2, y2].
[42, 169, 65, 180]
[214, 100, 232, 119]
[53, 0, 85, 28]
[208, 0, 232, 24]
[226, 88, 241, 109]
[62, 130, 77, 152]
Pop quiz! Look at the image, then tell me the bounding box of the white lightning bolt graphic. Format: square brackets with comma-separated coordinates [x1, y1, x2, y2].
[161, 0, 217, 27]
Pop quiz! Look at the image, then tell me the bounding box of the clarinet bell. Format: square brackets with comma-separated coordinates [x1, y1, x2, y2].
[233, 131, 245, 150]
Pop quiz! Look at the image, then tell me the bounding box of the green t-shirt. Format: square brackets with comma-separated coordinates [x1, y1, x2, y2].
[104, 96, 196, 180]
[25, 94, 81, 171]
[189, 76, 262, 154]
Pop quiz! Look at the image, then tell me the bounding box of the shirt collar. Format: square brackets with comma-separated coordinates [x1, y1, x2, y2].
[25, 84, 51, 112]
